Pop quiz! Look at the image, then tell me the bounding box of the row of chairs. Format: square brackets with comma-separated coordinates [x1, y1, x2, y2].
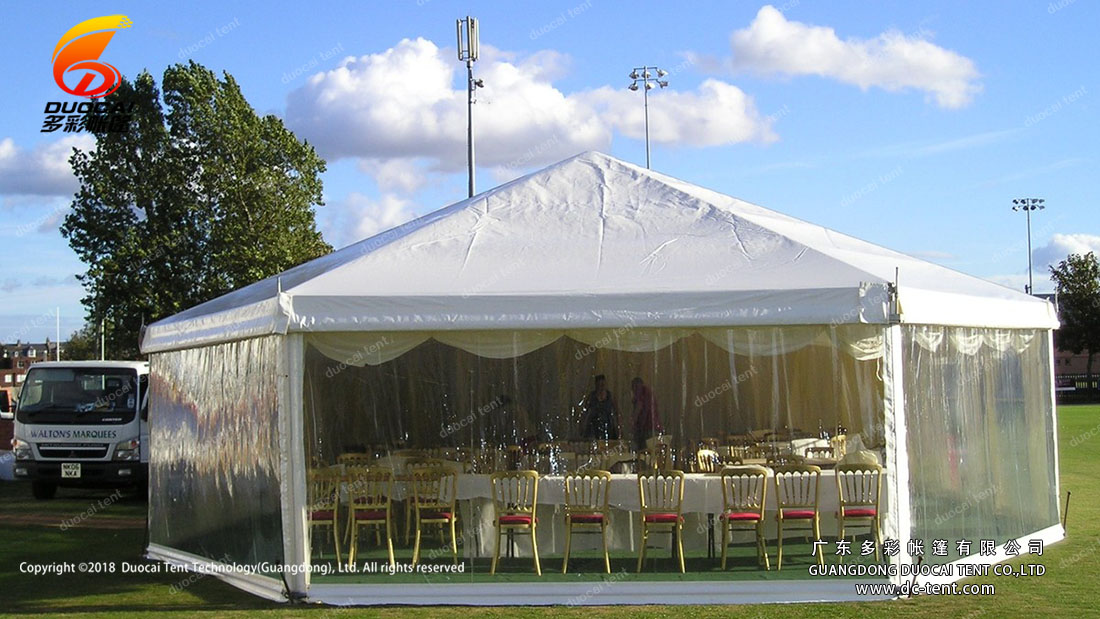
[694, 446, 838, 473]
[308, 463, 883, 575]
[308, 466, 459, 569]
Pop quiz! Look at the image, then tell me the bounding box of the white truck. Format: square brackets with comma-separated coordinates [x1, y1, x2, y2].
[2, 361, 149, 499]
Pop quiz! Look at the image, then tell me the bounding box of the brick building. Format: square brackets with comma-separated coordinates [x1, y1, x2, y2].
[0, 340, 62, 392]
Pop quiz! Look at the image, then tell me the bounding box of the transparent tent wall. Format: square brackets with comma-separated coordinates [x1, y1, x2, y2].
[903, 326, 1059, 563]
[148, 335, 285, 567]
[300, 327, 891, 578]
[302, 330, 886, 463]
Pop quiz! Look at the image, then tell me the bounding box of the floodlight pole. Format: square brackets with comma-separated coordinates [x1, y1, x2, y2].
[628, 66, 668, 169]
[457, 16, 482, 198]
[1012, 197, 1046, 294]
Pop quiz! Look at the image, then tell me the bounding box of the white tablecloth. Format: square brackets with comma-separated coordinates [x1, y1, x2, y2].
[425, 472, 859, 559]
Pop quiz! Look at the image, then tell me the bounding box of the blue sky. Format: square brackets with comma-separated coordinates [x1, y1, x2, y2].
[1, 1, 1096, 343]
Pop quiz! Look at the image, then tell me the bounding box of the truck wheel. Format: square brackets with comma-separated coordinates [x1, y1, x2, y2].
[31, 482, 57, 500]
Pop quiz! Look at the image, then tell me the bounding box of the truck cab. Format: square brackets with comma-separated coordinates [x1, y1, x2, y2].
[3, 361, 149, 499]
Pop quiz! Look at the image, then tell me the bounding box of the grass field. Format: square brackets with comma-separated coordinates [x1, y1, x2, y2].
[2, 405, 1097, 618]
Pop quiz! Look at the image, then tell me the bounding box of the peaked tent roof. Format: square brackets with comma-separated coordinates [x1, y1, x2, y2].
[142, 151, 1057, 353]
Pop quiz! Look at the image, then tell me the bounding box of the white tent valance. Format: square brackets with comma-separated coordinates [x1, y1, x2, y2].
[307, 325, 887, 367]
[908, 325, 1038, 355]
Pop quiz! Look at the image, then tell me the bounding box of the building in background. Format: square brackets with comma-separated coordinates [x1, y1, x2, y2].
[0, 341, 62, 392]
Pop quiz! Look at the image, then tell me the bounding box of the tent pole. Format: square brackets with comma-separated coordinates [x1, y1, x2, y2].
[883, 324, 912, 587]
[278, 334, 310, 597]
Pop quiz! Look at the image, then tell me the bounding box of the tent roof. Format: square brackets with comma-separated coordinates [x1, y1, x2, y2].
[142, 151, 1057, 353]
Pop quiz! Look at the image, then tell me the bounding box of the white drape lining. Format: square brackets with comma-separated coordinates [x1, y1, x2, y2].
[908, 325, 1037, 355]
[307, 325, 888, 368]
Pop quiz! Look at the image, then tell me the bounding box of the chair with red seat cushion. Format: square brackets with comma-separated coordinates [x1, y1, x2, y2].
[345, 466, 395, 568]
[774, 464, 824, 570]
[719, 465, 770, 570]
[781, 509, 817, 519]
[562, 470, 612, 574]
[402, 456, 445, 545]
[843, 507, 877, 518]
[490, 470, 542, 575]
[409, 466, 459, 566]
[307, 467, 343, 565]
[836, 462, 884, 561]
[637, 470, 686, 573]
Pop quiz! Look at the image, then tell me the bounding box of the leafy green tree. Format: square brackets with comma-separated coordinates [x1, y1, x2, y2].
[60, 323, 100, 361]
[1049, 252, 1100, 385]
[61, 62, 331, 358]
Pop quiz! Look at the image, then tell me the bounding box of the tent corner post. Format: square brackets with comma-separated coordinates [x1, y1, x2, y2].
[278, 333, 310, 595]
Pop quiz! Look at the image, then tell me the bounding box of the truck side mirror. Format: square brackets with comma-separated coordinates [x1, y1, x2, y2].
[0, 391, 10, 416]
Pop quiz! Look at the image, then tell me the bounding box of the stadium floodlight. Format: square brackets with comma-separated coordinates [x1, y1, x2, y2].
[627, 66, 670, 169]
[1011, 198, 1047, 294]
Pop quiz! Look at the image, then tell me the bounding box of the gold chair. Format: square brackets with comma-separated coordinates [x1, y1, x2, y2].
[403, 457, 444, 544]
[719, 465, 769, 570]
[746, 444, 771, 460]
[695, 448, 722, 473]
[410, 466, 459, 565]
[836, 462, 883, 561]
[774, 464, 824, 570]
[698, 437, 720, 451]
[646, 443, 672, 472]
[562, 470, 612, 574]
[346, 466, 395, 568]
[636, 470, 685, 573]
[307, 468, 343, 564]
[489, 470, 541, 575]
[504, 445, 525, 470]
[805, 446, 835, 460]
[338, 452, 375, 467]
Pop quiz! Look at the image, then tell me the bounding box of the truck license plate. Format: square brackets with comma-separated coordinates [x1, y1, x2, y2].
[61, 463, 81, 478]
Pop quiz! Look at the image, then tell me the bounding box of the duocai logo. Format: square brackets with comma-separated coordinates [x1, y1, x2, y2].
[52, 15, 132, 98]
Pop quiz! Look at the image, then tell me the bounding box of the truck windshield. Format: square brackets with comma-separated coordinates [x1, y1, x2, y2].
[16, 368, 138, 425]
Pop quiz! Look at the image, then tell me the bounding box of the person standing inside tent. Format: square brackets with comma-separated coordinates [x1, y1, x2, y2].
[581, 375, 620, 441]
[631, 377, 662, 451]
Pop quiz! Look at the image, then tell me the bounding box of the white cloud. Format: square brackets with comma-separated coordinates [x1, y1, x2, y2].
[1033, 233, 1100, 271]
[286, 38, 775, 178]
[319, 191, 421, 249]
[581, 79, 776, 146]
[0, 135, 94, 196]
[728, 6, 981, 108]
[357, 158, 430, 194]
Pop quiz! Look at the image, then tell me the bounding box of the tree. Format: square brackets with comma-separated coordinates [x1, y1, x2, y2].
[1049, 252, 1100, 386]
[61, 62, 332, 359]
[60, 323, 100, 361]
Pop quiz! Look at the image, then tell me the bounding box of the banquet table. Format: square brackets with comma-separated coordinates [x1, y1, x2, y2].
[434, 471, 862, 560]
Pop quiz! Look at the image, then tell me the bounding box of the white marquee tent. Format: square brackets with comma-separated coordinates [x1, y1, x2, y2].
[142, 152, 1062, 605]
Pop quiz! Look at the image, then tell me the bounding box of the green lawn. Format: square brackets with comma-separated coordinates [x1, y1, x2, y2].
[2, 404, 1097, 617]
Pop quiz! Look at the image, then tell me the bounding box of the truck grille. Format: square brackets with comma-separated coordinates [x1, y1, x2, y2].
[36, 443, 110, 459]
